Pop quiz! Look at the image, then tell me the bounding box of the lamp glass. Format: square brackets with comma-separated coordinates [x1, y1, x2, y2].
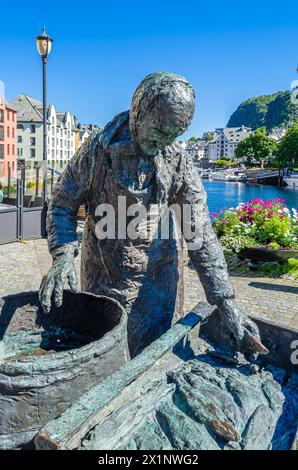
[36, 36, 53, 58]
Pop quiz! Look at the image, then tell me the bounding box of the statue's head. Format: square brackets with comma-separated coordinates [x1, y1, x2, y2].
[130, 72, 195, 156]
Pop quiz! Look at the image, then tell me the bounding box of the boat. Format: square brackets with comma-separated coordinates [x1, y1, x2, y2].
[211, 170, 229, 181]
[197, 169, 212, 179]
[211, 169, 247, 182]
[284, 173, 298, 190]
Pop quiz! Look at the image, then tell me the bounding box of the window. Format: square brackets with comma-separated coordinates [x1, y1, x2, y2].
[7, 144, 10, 155]
[30, 124, 36, 133]
[30, 137, 36, 146]
[52, 117, 55, 124]
[7, 110, 10, 121]
[12, 113, 15, 122]
[0, 109, 4, 123]
[52, 138, 55, 146]
[0, 126, 4, 140]
[12, 128, 15, 138]
[17, 148, 23, 157]
[12, 144, 15, 156]
[17, 123, 24, 130]
[30, 148, 36, 158]
[7, 127, 10, 138]
[0, 144, 4, 159]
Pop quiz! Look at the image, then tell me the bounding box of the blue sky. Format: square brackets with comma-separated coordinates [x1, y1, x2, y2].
[1, 0, 297, 138]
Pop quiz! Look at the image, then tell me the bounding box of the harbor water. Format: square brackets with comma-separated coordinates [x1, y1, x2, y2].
[203, 180, 298, 215]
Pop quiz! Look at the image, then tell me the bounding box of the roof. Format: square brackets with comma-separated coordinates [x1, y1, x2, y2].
[5, 101, 17, 112]
[8, 94, 44, 123]
[79, 129, 89, 139]
[186, 140, 208, 150]
[209, 126, 252, 144]
[77, 123, 101, 133]
[9, 94, 76, 129]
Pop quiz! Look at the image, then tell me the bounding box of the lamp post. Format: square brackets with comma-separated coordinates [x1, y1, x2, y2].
[35, 26, 53, 209]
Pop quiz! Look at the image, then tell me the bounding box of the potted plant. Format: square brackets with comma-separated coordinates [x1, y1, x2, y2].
[212, 198, 298, 263]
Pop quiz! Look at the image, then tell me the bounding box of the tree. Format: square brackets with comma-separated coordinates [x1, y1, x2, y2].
[276, 125, 298, 168]
[204, 133, 214, 142]
[235, 128, 277, 166]
[188, 136, 197, 142]
[227, 91, 295, 130]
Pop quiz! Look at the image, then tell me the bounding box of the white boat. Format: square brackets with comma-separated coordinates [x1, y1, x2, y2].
[211, 171, 228, 181]
[197, 169, 212, 179]
[211, 169, 247, 182]
[284, 173, 298, 190]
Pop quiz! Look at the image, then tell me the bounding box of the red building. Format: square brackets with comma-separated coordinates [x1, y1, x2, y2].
[0, 97, 17, 178]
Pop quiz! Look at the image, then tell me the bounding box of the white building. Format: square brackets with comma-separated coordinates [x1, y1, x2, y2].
[185, 140, 208, 163]
[76, 123, 101, 151]
[207, 126, 252, 161]
[268, 127, 287, 142]
[9, 94, 76, 170]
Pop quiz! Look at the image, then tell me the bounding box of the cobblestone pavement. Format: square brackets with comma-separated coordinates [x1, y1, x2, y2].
[0, 239, 297, 331]
[184, 266, 298, 331]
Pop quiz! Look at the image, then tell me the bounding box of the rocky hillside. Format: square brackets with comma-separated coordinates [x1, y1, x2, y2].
[227, 91, 295, 130]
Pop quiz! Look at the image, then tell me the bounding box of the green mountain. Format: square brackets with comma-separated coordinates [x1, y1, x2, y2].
[227, 91, 295, 130]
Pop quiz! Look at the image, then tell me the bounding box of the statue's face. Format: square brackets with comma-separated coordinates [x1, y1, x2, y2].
[135, 103, 192, 157]
[130, 72, 195, 156]
[136, 114, 185, 156]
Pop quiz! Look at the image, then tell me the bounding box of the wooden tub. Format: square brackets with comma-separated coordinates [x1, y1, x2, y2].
[0, 291, 129, 449]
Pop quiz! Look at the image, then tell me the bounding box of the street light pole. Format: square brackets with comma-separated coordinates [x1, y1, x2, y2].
[42, 55, 47, 205]
[35, 27, 53, 222]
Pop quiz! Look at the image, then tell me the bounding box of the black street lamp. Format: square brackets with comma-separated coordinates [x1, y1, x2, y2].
[35, 26, 53, 210]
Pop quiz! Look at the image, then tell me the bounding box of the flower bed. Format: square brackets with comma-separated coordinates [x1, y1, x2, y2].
[212, 198, 298, 259]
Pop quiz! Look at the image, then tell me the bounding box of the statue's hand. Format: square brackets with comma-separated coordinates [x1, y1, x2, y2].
[217, 299, 269, 359]
[39, 253, 78, 314]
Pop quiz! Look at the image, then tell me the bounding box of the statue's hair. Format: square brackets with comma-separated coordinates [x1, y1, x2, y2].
[129, 72, 195, 136]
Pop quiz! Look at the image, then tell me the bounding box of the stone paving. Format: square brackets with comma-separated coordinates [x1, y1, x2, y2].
[184, 266, 298, 331]
[0, 239, 297, 331]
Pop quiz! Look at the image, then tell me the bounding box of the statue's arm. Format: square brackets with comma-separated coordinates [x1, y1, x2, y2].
[176, 152, 234, 305]
[39, 131, 101, 313]
[177, 152, 268, 357]
[47, 130, 101, 253]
